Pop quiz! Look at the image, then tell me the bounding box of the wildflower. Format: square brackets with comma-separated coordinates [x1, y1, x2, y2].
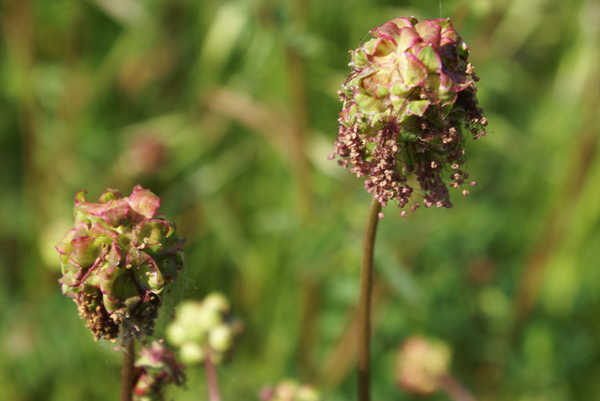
[330, 17, 486, 214]
[166, 292, 242, 365]
[56, 186, 185, 342]
[259, 380, 321, 401]
[395, 336, 450, 395]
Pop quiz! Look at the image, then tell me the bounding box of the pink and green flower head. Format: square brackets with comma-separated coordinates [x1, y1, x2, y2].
[56, 185, 185, 343]
[330, 17, 487, 216]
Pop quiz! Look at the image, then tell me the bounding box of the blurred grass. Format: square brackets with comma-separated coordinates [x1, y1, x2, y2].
[2, 0, 600, 400]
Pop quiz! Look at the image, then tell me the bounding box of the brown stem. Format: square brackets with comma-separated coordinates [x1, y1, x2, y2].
[205, 354, 222, 401]
[120, 339, 135, 401]
[357, 197, 382, 401]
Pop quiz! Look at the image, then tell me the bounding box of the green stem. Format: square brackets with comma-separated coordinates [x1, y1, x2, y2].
[205, 355, 222, 401]
[120, 339, 135, 401]
[357, 197, 382, 401]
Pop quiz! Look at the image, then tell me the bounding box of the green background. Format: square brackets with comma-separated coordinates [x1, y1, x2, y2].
[2, 0, 600, 399]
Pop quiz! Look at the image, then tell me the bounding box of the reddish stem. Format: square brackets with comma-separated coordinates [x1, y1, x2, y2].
[204, 355, 222, 401]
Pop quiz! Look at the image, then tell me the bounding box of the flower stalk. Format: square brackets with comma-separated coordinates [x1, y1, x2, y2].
[357, 197, 382, 401]
[205, 355, 222, 401]
[330, 17, 486, 401]
[120, 339, 135, 401]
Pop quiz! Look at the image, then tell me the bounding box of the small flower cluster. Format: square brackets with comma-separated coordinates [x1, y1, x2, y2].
[134, 341, 186, 401]
[56, 185, 185, 342]
[166, 292, 242, 365]
[395, 336, 450, 395]
[330, 17, 486, 215]
[259, 380, 321, 401]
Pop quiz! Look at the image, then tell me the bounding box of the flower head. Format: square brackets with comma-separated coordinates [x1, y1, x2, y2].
[56, 185, 185, 343]
[166, 292, 242, 365]
[259, 380, 321, 401]
[330, 17, 486, 214]
[395, 336, 451, 395]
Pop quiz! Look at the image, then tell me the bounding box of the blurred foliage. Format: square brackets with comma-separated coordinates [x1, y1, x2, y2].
[1, 0, 600, 400]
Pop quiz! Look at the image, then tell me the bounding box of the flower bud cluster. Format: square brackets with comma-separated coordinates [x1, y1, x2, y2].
[134, 341, 186, 401]
[166, 292, 241, 365]
[56, 185, 185, 342]
[395, 336, 451, 395]
[330, 17, 486, 215]
[259, 380, 321, 401]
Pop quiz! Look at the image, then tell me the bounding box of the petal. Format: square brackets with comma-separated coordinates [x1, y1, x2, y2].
[99, 189, 122, 204]
[107, 241, 122, 266]
[440, 70, 470, 91]
[90, 221, 118, 239]
[407, 99, 430, 116]
[102, 199, 130, 228]
[75, 202, 110, 218]
[128, 186, 161, 220]
[416, 44, 442, 74]
[397, 27, 422, 52]
[362, 66, 400, 94]
[415, 20, 442, 49]
[391, 17, 418, 30]
[135, 220, 171, 253]
[439, 89, 458, 107]
[55, 223, 88, 255]
[101, 270, 141, 314]
[68, 236, 108, 268]
[398, 51, 427, 88]
[355, 92, 387, 115]
[432, 18, 454, 32]
[370, 21, 402, 43]
[391, 80, 412, 97]
[362, 38, 377, 56]
[133, 258, 165, 293]
[376, 84, 390, 99]
[154, 255, 179, 281]
[74, 190, 88, 205]
[440, 28, 460, 47]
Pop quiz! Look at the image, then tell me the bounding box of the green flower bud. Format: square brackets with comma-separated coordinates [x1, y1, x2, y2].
[165, 323, 187, 347]
[203, 292, 231, 314]
[166, 293, 241, 365]
[296, 386, 320, 401]
[180, 342, 205, 364]
[208, 324, 233, 352]
[56, 186, 185, 342]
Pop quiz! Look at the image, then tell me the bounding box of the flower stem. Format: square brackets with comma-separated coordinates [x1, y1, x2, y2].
[205, 355, 222, 401]
[357, 197, 382, 401]
[120, 339, 135, 401]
